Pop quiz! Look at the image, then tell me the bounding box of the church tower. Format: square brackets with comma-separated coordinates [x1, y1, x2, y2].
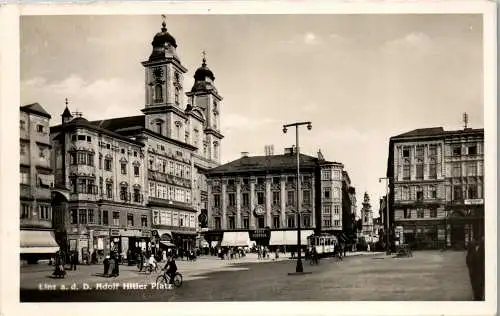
[361, 192, 374, 238]
[185, 53, 224, 164]
[141, 17, 189, 142]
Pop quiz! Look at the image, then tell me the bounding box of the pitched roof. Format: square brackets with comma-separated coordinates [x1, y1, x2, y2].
[90, 115, 145, 133]
[393, 127, 444, 138]
[21, 103, 51, 119]
[207, 153, 334, 175]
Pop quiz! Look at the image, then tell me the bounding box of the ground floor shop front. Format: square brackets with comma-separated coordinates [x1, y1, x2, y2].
[65, 227, 152, 263]
[20, 229, 60, 263]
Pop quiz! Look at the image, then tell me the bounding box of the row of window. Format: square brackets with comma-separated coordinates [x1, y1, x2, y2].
[70, 178, 143, 203]
[70, 209, 148, 227]
[402, 208, 438, 219]
[72, 135, 141, 157]
[451, 163, 481, 177]
[149, 182, 192, 204]
[322, 218, 341, 228]
[401, 163, 438, 180]
[20, 142, 48, 159]
[213, 214, 312, 230]
[149, 158, 190, 180]
[214, 190, 313, 208]
[321, 169, 341, 181]
[321, 204, 341, 215]
[223, 175, 313, 187]
[399, 185, 438, 201]
[20, 203, 51, 220]
[152, 210, 196, 228]
[20, 120, 46, 134]
[402, 145, 438, 159]
[20, 172, 53, 188]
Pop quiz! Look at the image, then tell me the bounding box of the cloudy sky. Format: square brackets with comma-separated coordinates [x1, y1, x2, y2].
[21, 14, 484, 216]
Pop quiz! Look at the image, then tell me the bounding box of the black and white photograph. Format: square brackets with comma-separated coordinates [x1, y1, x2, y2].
[0, 2, 497, 315]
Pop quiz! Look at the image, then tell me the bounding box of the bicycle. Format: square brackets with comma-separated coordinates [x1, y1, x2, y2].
[156, 271, 183, 288]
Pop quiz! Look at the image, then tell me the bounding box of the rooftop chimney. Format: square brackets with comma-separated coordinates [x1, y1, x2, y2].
[264, 145, 274, 156]
[241, 152, 249, 158]
[284, 146, 295, 155]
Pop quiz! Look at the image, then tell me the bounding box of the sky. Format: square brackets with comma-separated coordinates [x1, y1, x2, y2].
[20, 14, 484, 217]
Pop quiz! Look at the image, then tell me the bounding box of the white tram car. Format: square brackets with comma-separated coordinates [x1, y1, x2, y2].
[307, 234, 338, 257]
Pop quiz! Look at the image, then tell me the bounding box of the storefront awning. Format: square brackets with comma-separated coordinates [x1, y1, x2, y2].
[160, 240, 175, 247]
[269, 230, 314, 246]
[20, 230, 59, 254]
[221, 232, 251, 247]
[154, 229, 173, 241]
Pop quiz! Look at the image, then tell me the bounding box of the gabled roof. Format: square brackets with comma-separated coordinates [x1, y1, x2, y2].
[207, 153, 335, 175]
[21, 103, 51, 119]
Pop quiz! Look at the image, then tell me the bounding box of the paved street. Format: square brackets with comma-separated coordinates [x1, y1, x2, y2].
[20, 251, 472, 301]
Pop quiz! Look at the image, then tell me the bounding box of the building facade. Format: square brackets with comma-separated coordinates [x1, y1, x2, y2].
[341, 171, 357, 244]
[203, 148, 345, 249]
[387, 126, 484, 249]
[20, 103, 58, 263]
[49, 18, 223, 259]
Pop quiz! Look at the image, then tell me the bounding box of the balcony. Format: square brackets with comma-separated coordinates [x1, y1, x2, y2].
[70, 192, 98, 202]
[20, 218, 52, 229]
[147, 170, 191, 188]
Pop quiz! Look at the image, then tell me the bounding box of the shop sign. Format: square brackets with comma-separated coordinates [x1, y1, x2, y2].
[80, 239, 89, 248]
[464, 199, 484, 205]
[142, 230, 151, 237]
[95, 231, 109, 237]
[111, 229, 120, 236]
[250, 228, 270, 239]
[120, 229, 141, 237]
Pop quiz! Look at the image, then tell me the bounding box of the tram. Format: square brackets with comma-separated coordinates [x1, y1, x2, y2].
[307, 234, 338, 257]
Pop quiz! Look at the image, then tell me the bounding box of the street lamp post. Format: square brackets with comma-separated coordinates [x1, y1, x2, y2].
[379, 177, 392, 255]
[283, 121, 312, 273]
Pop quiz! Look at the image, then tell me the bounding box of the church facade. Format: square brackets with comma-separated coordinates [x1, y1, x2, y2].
[49, 18, 223, 261]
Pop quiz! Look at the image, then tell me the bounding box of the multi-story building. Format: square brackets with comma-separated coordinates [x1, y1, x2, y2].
[387, 125, 484, 249]
[50, 110, 149, 262]
[20, 103, 58, 263]
[50, 18, 223, 257]
[341, 171, 357, 244]
[203, 148, 345, 250]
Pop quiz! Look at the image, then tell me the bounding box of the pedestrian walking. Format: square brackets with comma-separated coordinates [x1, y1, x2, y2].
[70, 250, 78, 270]
[112, 253, 120, 277]
[467, 238, 485, 300]
[103, 255, 110, 276]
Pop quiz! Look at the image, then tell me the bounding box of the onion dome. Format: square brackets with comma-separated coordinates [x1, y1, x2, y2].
[149, 19, 178, 61]
[194, 57, 215, 81]
[191, 55, 217, 93]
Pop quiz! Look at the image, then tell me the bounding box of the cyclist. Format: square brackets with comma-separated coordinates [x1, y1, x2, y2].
[162, 254, 178, 290]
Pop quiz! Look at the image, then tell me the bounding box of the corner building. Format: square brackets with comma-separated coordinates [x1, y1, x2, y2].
[50, 19, 223, 259]
[387, 126, 484, 250]
[204, 149, 344, 250]
[20, 103, 58, 263]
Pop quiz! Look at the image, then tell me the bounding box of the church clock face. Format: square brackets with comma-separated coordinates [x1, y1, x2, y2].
[153, 67, 164, 80]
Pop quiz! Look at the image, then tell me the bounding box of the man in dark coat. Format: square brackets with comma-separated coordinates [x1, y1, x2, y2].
[70, 250, 78, 270]
[466, 238, 485, 301]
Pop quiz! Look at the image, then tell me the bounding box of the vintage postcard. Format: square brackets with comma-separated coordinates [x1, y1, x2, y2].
[0, 1, 497, 316]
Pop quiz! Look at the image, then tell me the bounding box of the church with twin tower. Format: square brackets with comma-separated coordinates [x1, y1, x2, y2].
[50, 16, 223, 260]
